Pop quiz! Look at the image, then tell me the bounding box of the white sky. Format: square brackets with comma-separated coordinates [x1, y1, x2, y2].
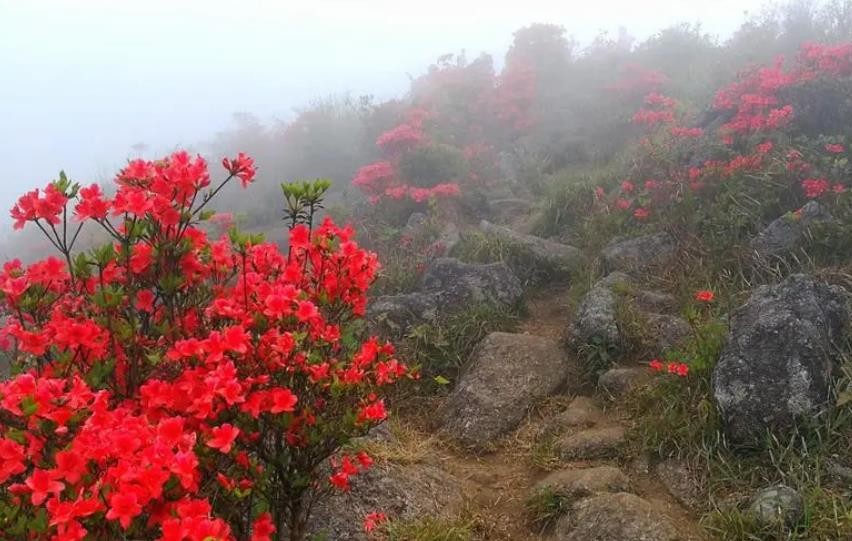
[0, 0, 768, 222]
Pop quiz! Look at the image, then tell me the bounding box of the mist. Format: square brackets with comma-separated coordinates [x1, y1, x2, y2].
[3, 0, 762, 216]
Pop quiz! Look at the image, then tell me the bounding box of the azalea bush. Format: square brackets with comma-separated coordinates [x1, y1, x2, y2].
[351, 51, 536, 218]
[594, 42, 852, 238]
[0, 153, 412, 540]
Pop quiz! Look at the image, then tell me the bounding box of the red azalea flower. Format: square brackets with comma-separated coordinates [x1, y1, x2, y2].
[105, 492, 142, 530]
[25, 469, 64, 506]
[694, 290, 714, 302]
[251, 512, 276, 541]
[364, 511, 387, 533]
[207, 424, 240, 454]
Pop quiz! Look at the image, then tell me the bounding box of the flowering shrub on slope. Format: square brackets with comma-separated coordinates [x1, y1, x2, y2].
[352, 53, 536, 207]
[0, 153, 411, 540]
[593, 42, 852, 237]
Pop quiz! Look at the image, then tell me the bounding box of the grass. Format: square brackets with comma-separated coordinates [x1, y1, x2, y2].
[451, 230, 514, 266]
[399, 302, 521, 384]
[352, 418, 437, 466]
[381, 516, 474, 541]
[629, 312, 852, 540]
[524, 486, 570, 534]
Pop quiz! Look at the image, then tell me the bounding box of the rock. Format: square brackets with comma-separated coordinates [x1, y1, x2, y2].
[369, 257, 522, 337]
[557, 426, 626, 459]
[487, 198, 533, 219]
[420, 258, 523, 310]
[633, 290, 678, 313]
[644, 313, 691, 351]
[443, 332, 576, 450]
[594, 271, 632, 290]
[551, 396, 604, 429]
[570, 287, 620, 350]
[555, 492, 692, 541]
[308, 462, 464, 540]
[749, 485, 804, 528]
[367, 292, 439, 337]
[534, 466, 630, 499]
[598, 367, 651, 399]
[404, 212, 428, 231]
[712, 274, 850, 445]
[655, 459, 702, 509]
[752, 201, 834, 260]
[479, 220, 584, 281]
[826, 460, 852, 484]
[601, 232, 676, 274]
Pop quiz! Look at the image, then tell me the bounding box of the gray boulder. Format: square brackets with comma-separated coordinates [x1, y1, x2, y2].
[601, 232, 676, 274]
[367, 293, 439, 337]
[442, 332, 576, 450]
[479, 220, 584, 281]
[598, 367, 651, 399]
[368, 257, 522, 337]
[420, 258, 523, 310]
[713, 274, 850, 446]
[645, 313, 691, 351]
[570, 287, 621, 349]
[749, 485, 804, 528]
[752, 201, 834, 260]
[555, 492, 698, 541]
[487, 198, 533, 221]
[308, 462, 464, 540]
[655, 459, 703, 510]
[594, 271, 632, 290]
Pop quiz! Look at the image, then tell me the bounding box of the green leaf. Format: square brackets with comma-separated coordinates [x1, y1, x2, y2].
[433, 375, 451, 386]
[20, 396, 38, 417]
[86, 360, 116, 389]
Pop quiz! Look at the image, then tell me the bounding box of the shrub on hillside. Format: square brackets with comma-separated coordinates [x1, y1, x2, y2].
[0, 154, 411, 540]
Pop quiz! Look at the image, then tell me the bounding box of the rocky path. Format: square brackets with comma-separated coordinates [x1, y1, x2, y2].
[327, 227, 710, 540]
[362, 284, 708, 541]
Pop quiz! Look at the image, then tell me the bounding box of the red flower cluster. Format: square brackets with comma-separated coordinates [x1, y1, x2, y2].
[649, 359, 689, 377]
[0, 154, 410, 540]
[376, 123, 425, 155]
[694, 290, 715, 302]
[351, 111, 462, 205]
[802, 178, 831, 198]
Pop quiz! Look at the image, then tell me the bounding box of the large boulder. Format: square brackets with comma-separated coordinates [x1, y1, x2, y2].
[569, 287, 620, 349]
[478, 220, 584, 281]
[368, 258, 522, 337]
[601, 232, 675, 274]
[308, 462, 465, 540]
[442, 332, 576, 450]
[752, 201, 834, 260]
[367, 293, 439, 337]
[420, 258, 523, 310]
[713, 274, 850, 446]
[555, 492, 699, 541]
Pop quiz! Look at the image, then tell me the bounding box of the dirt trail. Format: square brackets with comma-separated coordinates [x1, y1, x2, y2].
[385, 284, 707, 540]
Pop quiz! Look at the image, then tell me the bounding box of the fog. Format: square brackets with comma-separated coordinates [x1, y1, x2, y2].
[2, 0, 764, 222]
